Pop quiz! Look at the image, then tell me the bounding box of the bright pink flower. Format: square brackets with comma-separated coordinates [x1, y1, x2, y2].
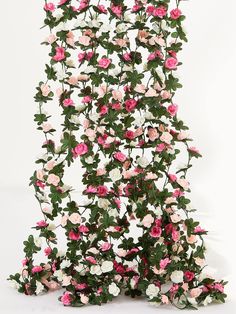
[213, 283, 224, 293]
[184, 271, 195, 282]
[123, 52, 132, 62]
[98, 58, 111, 69]
[167, 104, 178, 116]
[52, 47, 66, 62]
[101, 242, 112, 252]
[100, 105, 108, 115]
[36, 181, 45, 189]
[32, 266, 43, 274]
[112, 102, 122, 110]
[73, 143, 88, 157]
[150, 226, 162, 238]
[97, 185, 108, 196]
[22, 258, 28, 266]
[86, 185, 97, 193]
[86, 51, 94, 60]
[132, 5, 142, 12]
[97, 5, 107, 14]
[156, 143, 166, 152]
[69, 230, 81, 241]
[124, 130, 135, 140]
[44, 3, 56, 12]
[61, 292, 72, 306]
[63, 98, 74, 107]
[188, 147, 200, 154]
[170, 8, 182, 20]
[125, 99, 137, 112]
[58, 0, 68, 5]
[146, 5, 155, 15]
[82, 95, 92, 103]
[160, 258, 171, 269]
[165, 57, 178, 70]
[111, 5, 123, 18]
[194, 226, 206, 234]
[36, 220, 48, 228]
[153, 6, 167, 18]
[86, 256, 97, 264]
[78, 52, 86, 62]
[169, 174, 177, 182]
[79, 225, 89, 233]
[148, 52, 156, 61]
[114, 152, 127, 162]
[44, 247, 52, 256]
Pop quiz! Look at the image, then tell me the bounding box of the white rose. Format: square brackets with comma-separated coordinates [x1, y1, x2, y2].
[109, 168, 122, 182]
[137, 156, 150, 168]
[90, 265, 102, 276]
[146, 284, 160, 299]
[61, 259, 72, 269]
[42, 207, 53, 215]
[35, 281, 44, 295]
[74, 264, 86, 276]
[69, 213, 81, 224]
[116, 23, 128, 33]
[170, 270, 184, 283]
[203, 296, 212, 306]
[85, 156, 94, 164]
[84, 65, 97, 74]
[108, 283, 120, 296]
[98, 198, 110, 209]
[34, 236, 42, 248]
[101, 261, 114, 273]
[108, 208, 119, 218]
[54, 270, 64, 282]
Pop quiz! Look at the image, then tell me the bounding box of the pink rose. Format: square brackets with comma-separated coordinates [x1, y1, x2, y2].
[112, 90, 122, 101]
[167, 104, 178, 116]
[190, 287, 202, 298]
[124, 130, 135, 140]
[142, 214, 154, 228]
[63, 98, 75, 107]
[125, 99, 137, 112]
[69, 213, 81, 224]
[97, 185, 108, 196]
[150, 226, 162, 238]
[36, 220, 48, 228]
[123, 52, 132, 62]
[61, 292, 72, 306]
[32, 266, 43, 274]
[47, 174, 60, 186]
[184, 271, 195, 282]
[153, 6, 167, 18]
[165, 57, 178, 70]
[69, 230, 81, 241]
[97, 5, 107, 14]
[82, 95, 92, 103]
[44, 3, 55, 12]
[170, 8, 182, 20]
[111, 5, 123, 18]
[160, 258, 171, 269]
[79, 225, 89, 233]
[114, 152, 127, 162]
[100, 105, 108, 115]
[101, 242, 112, 251]
[44, 247, 52, 256]
[98, 58, 111, 69]
[80, 294, 89, 304]
[73, 143, 88, 157]
[52, 47, 66, 62]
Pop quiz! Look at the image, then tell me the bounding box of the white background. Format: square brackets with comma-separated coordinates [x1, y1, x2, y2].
[0, 0, 236, 313]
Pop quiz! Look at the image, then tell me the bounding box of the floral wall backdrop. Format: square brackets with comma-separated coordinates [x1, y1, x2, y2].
[7, 0, 228, 309]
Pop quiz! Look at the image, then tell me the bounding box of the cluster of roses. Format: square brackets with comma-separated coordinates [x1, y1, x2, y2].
[9, 0, 227, 309]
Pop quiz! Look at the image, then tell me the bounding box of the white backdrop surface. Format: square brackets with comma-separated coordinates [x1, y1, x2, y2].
[0, 0, 236, 313]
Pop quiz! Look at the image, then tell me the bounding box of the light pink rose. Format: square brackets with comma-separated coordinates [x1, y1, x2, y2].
[160, 132, 173, 144]
[42, 123, 53, 133]
[46, 34, 57, 44]
[69, 213, 81, 224]
[161, 90, 171, 99]
[40, 84, 51, 97]
[36, 169, 45, 181]
[96, 168, 106, 176]
[134, 84, 146, 94]
[78, 35, 91, 46]
[142, 214, 154, 228]
[112, 90, 123, 101]
[80, 294, 89, 304]
[161, 295, 169, 304]
[47, 174, 60, 186]
[101, 242, 112, 251]
[45, 160, 56, 171]
[190, 288, 202, 298]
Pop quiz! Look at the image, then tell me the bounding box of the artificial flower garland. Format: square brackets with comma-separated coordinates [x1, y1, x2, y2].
[9, 0, 227, 309]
